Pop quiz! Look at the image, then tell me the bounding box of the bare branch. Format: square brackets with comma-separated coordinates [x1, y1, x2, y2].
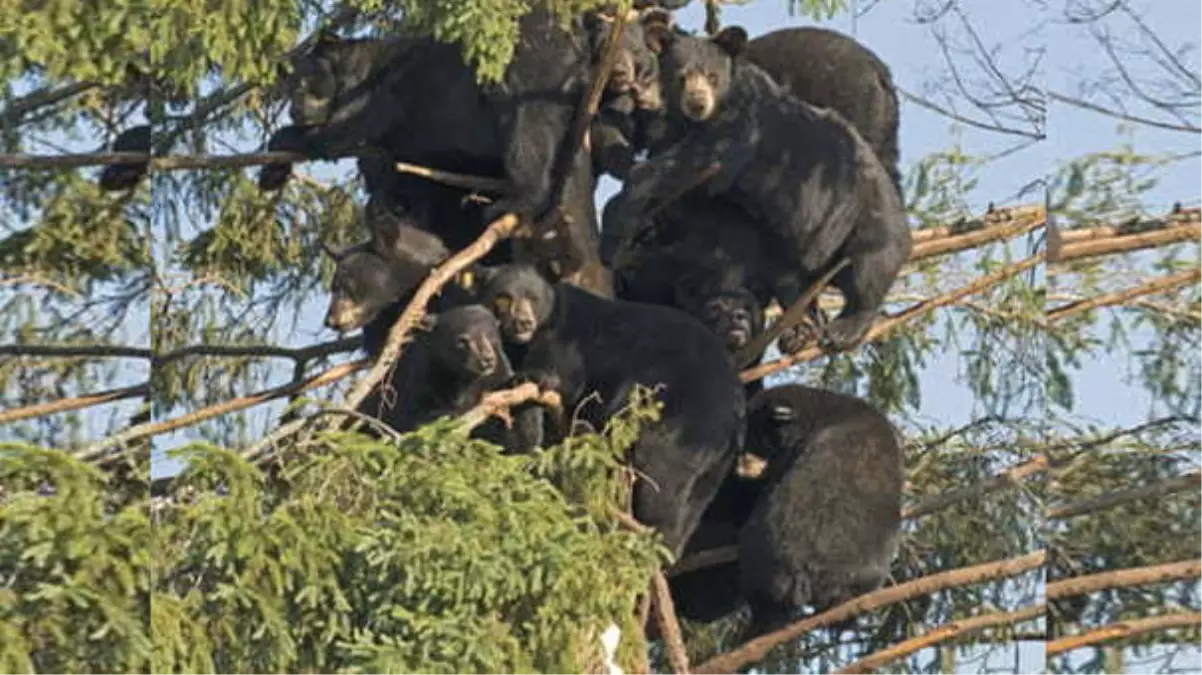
[897, 86, 1043, 139]
[76, 359, 368, 462]
[835, 605, 1046, 673]
[1048, 90, 1201, 133]
[0, 344, 152, 360]
[0, 82, 100, 127]
[1048, 470, 1200, 519]
[1046, 267, 1202, 323]
[452, 383, 563, 433]
[1057, 207, 1202, 243]
[1054, 222, 1201, 262]
[1048, 559, 1202, 600]
[692, 551, 1047, 674]
[1046, 612, 1202, 656]
[0, 384, 149, 425]
[395, 161, 511, 194]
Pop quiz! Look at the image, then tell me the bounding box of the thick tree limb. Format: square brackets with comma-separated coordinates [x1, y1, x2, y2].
[1, 82, 99, 127]
[0, 343, 152, 360]
[691, 551, 1047, 674]
[76, 359, 368, 461]
[0, 150, 319, 171]
[740, 253, 1045, 383]
[0, 338, 360, 363]
[1046, 267, 1201, 323]
[1047, 559, 1202, 600]
[0, 384, 149, 425]
[1048, 470, 1200, 519]
[1057, 207, 1201, 243]
[1045, 612, 1202, 656]
[834, 604, 1046, 673]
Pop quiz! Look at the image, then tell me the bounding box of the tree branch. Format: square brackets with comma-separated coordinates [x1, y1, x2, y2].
[452, 382, 563, 433]
[0, 384, 149, 425]
[1, 82, 100, 127]
[902, 454, 1047, 519]
[1048, 559, 1202, 600]
[908, 205, 1046, 260]
[834, 605, 1046, 673]
[1048, 470, 1200, 519]
[897, 86, 1044, 139]
[395, 161, 511, 194]
[1054, 222, 1201, 262]
[76, 359, 368, 462]
[1048, 89, 1201, 134]
[1046, 612, 1202, 656]
[651, 571, 690, 674]
[0, 344, 152, 360]
[1057, 207, 1201, 243]
[740, 253, 1045, 383]
[692, 551, 1047, 674]
[1047, 267, 1201, 323]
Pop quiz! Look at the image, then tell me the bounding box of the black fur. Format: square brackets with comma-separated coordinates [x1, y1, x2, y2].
[742, 27, 902, 199]
[98, 125, 151, 192]
[356, 305, 543, 453]
[477, 264, 746, 556]
[608, 30, 911, 352]
[737, 384, 903, 638]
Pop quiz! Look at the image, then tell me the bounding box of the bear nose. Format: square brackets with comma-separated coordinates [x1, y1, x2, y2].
[323, 314, 340, 331]
[515, 318, 535, 333]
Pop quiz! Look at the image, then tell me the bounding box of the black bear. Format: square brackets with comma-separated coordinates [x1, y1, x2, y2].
[742, 26, 902, 199]
[665, 385, 903, 638]
[257, 12, 663, 298]
[355, 304, 544, 454]
[737, 384, 903, 638]
[476, 263, 746, 556]
[97, 125, 152, 192]
[609, 26, 911, 352]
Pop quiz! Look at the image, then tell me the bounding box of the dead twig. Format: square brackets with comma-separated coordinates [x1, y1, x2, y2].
[651, 571, 691, 674]
[452, 383, 564, 433]
[395, 161, 512, 194]
[733, 258, 849, 369]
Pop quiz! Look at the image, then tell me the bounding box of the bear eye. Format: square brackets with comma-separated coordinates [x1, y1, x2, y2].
[707, 72, 718, 86]
[456, 336, 471, 351]
[494, 295, 512, 314]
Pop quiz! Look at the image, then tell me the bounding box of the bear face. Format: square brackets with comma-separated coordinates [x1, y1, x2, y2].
[322, 242, 426, 334]
[425, 305, 506, 379]
[648, 24, 748, 122]
[691, 287, 763, 353]
[476, 265, 557, 345]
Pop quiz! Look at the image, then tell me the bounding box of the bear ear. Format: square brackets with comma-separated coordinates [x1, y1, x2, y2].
[769, 403, 795, 423]
[712, 25, 748, 58]
[641, 9, 675, 54]
[473, 264, 499, 289]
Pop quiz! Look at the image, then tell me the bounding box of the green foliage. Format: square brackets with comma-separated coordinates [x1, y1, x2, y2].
[142, 393, 668, 674]
[0, 444, 152, 674]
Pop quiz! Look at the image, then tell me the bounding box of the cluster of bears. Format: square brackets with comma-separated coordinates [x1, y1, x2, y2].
[100, 1, 908, 643]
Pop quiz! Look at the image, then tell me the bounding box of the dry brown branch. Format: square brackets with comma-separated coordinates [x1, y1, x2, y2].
[651, 571, 691, 674]
[903, 455, 1047, 519]
[343, 214, 520, 412]
[692, 550, 1047, 674]
[1045, 612, 1201, 656]
[1047, 559, 1202, 600]
[1046, 267, 1201, 322]
[1057, 208, 1201, 243]
[1055, 222, 1201, 262]
[452, 382, 564, 432]
[740, 253, 1044, 383]
[1048, 470, 1201, 519]
[908, 205, 1046, 260]
[733, 258, 849, 369]
[76, 359, 368, 461]
[0, 384, 149, 425]
[834, 604, 1046, 674]
[395, 161, 512, 194]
